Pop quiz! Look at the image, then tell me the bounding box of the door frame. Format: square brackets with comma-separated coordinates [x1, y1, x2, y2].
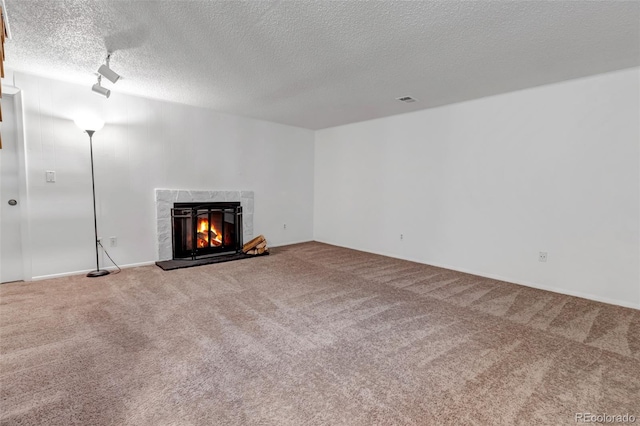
[2, 86, 32, 282]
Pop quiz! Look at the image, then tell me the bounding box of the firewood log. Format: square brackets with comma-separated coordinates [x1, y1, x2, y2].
[243, 235, 265, 253]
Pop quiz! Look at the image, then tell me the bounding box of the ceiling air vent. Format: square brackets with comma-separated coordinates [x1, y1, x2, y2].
[396, 96, 417, 103]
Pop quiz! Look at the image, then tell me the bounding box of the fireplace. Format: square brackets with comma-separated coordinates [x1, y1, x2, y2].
[171, 202, 243, 259]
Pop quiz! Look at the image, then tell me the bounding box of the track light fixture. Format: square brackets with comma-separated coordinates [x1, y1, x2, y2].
[92, 75, 111, 98]
[97, 53, 120, 84]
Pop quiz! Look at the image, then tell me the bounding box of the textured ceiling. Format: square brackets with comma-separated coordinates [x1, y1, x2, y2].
[4, 1, 639, 130]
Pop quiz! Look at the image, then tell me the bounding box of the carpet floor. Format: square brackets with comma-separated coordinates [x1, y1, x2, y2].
[1, 242, 639, 425]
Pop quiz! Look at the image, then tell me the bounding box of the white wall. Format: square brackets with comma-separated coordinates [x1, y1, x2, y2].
[314, 68, 640, 309]
[13, 72, 315, 279]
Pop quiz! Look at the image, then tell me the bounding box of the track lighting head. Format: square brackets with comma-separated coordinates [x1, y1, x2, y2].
[97, 53, 120, 84]
[92, 75, 111, 98]
[98, 64, 120, 84]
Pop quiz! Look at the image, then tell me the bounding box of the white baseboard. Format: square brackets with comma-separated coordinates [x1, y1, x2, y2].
[29, 240, 315, 281]
[27, 240, 640, 311]
[27, 243, 316, 281]
[312, 239, 640, 311]
[270, 239, 314, 248]
[425, 261, 640, 311]
[31, 261, 157, 281]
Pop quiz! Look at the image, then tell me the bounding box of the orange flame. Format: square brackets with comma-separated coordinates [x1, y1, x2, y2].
[196, 218, 222, 248]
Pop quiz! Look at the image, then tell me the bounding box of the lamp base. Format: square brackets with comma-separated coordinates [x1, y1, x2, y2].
[87, 269, 110, 278]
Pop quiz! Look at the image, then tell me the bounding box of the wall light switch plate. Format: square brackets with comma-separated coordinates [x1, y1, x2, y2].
[45, 171, 56, 183]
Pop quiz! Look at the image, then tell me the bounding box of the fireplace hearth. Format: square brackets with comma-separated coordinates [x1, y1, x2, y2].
[171, 202, 243, 260]
[154, 189, 255, 270]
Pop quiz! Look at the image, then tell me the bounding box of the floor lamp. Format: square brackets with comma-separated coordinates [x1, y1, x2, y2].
[74, 116, 110, 278]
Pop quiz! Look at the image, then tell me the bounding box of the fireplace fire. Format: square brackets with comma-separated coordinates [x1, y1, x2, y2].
[171, 202, 243, 259]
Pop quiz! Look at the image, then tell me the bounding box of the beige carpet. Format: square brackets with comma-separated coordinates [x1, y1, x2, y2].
[1, 242, 639, 425]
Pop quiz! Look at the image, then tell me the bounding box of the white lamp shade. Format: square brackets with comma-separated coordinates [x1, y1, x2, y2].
[74, 115, 105, 132]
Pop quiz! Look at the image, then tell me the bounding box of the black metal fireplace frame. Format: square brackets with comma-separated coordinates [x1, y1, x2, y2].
[171, 202, 243, 260]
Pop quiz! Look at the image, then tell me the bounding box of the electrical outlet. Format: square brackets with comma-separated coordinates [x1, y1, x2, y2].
[400, 234, 404, 240]
[539, 252, 548, 262]
[45, 171, 56, 183]
[283, 224, 287, 230]
[109, 236, 117, 247]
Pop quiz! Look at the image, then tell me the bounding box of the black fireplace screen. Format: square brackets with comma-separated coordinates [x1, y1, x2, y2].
[171, 202, 243, 259]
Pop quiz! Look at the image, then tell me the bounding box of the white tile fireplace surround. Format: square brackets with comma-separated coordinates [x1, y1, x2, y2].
[155, 190, 254, 261]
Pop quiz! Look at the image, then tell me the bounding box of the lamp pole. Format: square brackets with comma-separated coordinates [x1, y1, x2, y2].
[85, 129, 109, 277]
